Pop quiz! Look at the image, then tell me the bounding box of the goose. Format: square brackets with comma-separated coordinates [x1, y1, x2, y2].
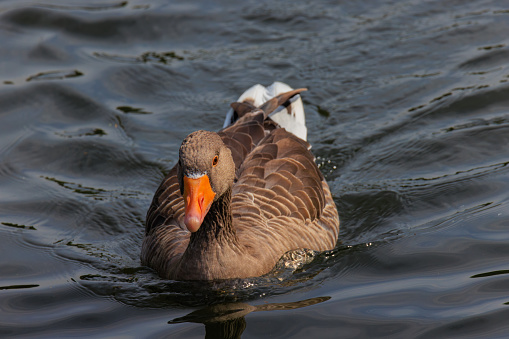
[141, 82, 339, 280]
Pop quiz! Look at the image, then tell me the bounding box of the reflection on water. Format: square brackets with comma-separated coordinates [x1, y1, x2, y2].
[169, 297, 330, 338]
[26, 69, 83, 82]
[0, 284, 40, 291]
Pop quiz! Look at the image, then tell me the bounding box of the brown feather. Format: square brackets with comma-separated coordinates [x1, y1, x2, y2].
[230, 102, 257, 118]
[258, 88, 307, 115]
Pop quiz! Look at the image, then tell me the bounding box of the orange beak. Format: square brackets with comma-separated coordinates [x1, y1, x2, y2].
[183, 175, 216, 232]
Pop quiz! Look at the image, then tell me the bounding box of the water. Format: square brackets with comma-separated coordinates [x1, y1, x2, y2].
[1, 0, 509, 337]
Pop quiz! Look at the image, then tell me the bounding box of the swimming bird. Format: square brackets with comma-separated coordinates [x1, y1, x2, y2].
[141, 82, 339, 280]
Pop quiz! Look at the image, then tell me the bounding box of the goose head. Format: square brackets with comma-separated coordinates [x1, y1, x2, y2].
[177, 130, 235, 233]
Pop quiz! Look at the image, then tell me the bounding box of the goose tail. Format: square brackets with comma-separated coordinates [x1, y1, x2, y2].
[223, 81, 307, 141]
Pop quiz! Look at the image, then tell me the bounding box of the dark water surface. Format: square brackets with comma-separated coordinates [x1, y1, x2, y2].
[1, 0, 509, 337]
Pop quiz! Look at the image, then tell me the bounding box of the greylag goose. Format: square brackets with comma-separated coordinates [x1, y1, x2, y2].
[141, 82, 339, 280]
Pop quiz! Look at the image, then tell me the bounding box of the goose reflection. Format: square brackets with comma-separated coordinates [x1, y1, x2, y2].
[169, 296, 330, 338]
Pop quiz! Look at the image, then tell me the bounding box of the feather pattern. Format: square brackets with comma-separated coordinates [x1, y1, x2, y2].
[142, 83, 339, 280]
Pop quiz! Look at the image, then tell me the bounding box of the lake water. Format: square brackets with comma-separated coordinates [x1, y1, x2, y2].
[1, 0, 509, 338]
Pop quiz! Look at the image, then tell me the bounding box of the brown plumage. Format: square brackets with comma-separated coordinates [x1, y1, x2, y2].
[141, 87, 339, 280]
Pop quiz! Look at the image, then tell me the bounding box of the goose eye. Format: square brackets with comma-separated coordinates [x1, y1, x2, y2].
[212, 155, 219, 167]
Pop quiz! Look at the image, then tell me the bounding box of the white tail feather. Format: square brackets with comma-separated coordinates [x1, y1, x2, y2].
[223, 81, 307, 141]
